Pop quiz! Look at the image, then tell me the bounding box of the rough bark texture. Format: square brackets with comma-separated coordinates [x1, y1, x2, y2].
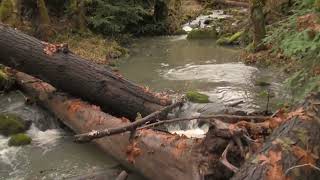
[0, 24, 170, 119]
[14, 72, 208, 180]
[250, 0, 266, 51]
[232, 93, 320, 180]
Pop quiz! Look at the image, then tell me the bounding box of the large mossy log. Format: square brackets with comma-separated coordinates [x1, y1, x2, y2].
[14, 72, 207, 180]
[0, 24, 170, 119]
[14, 71, 251, 180]
[232, 93, 320, 180]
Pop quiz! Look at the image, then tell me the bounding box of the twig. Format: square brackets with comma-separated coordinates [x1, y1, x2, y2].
[138, 114, 270, 129]
[74, 100, 184, 143]
[220, 141, 239, 173]
[285, 163, 320, 176]
[115, 170, 128, 180]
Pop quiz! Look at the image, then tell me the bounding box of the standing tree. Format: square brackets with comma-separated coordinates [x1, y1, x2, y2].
[0, 0, 21, 27]
[250, 0, 266, 52]
[37, 0, 52, 40]
[69, 0, 87, 33]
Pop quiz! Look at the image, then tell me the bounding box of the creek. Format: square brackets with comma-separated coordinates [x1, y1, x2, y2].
[0, 27, 287, 180]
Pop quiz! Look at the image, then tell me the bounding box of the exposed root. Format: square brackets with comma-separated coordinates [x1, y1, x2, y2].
[285, 163, 320, 176]
[220, 141, 239, 173]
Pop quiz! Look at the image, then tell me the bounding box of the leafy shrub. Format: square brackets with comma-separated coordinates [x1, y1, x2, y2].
[88, 0, 148, 35]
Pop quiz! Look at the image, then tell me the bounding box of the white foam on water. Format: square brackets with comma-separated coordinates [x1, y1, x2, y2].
[163, 63, 258, 85]
[182, 10, 232, 32]
[27, 125, 63, 154]
[170, 128, 208, 138]
[0, 136, 21, 167]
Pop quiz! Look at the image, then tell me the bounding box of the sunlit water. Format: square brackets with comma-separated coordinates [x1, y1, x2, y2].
[0, 92, 143, 180]
[118, 36, 287, 137]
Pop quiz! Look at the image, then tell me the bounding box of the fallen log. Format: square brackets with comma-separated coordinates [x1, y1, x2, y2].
[0, 24, 170, 119]
[13, 71, 208, 180]
[14, 71, 257, 180]
[232, 93, 320, 180]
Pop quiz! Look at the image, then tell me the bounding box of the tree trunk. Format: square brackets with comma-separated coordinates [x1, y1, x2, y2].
[69, 0, 86, 32]
[232, 93, 320, 180]
[250, 0, 266, 52]
[37, 0, 53, 40]
[0, 0, 21, 27]
[154, 0, 168, 22]
[14, 71, 210, 180]
[0, 25, 170, 119]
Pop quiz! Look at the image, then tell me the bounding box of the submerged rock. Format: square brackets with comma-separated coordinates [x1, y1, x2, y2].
[187, 28, 218, 39]
[0, 114, 29, 136]
[8, 133, 32, 146]
[186, 91, 210, 103]
[216, 31, 244, 45]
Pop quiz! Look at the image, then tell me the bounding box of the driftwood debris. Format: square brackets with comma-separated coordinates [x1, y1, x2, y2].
[0, 24, 171, 119]
[232, 93, 320, 180]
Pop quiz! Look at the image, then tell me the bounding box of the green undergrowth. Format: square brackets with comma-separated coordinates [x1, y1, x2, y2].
[260, 0, 320, 103]
[51, 32, 128, 64]
[186, 91, 210, 103]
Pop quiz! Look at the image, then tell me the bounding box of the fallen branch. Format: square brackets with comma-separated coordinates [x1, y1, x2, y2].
[115, 170, 128, 180]
[139, 114, 270, 129]
[14, 71, 213, 180]
[74, 100, 184, 143]
[285, 163, 320, 176]
[220, 141, 239, 173]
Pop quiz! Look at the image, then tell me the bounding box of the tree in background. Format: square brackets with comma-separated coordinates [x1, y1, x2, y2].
[69, 0, 87, 33]
[0, 0, 21, 27]
[250, 0, 266, 52]
[37, 0, 52, 40]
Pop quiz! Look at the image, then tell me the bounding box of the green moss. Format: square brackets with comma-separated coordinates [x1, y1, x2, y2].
[217, 31, 244, 45]
[186, 91, 210, 103]
[0, 67, 15, 91]
[8, 133, 32, 146]
[0, 114, 26, 136]
[0, 0, 13, 22]
[187, 28, 218, 39]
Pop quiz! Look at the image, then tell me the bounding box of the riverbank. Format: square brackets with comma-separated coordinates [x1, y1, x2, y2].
[241, 0, 320, 104]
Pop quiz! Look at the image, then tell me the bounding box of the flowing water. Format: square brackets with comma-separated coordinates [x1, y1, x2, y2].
[118, 36, 287, 137]
[0, 92, 143, 180]
[0, 34, 287, 179]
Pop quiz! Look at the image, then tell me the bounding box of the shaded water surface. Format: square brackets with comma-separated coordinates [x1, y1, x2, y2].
[0, 92, 143, 180]
[118, 36, 287, 135]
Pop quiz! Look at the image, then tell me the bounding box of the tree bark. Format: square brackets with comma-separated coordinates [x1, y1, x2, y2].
[232, 93, 320, 180]
[13, 71, 211, 180]
[37, 0, 53, 40]
[250, 0, 266, 51]
[0, 24, 170, 119]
